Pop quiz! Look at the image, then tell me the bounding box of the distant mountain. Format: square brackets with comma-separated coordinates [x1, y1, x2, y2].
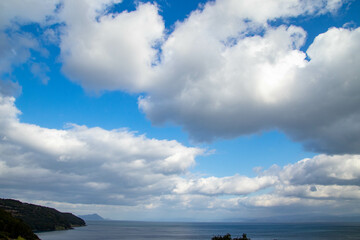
[0, 198, 86, 232]
[79, 213, 105, 221]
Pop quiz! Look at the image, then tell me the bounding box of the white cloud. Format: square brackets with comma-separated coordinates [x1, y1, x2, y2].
[2, 0, 355, 154]
[140, 8, 360, 154]
[0, 0, 356, 154]
[139, 25, 309, 132]
[241, 194, 303, 208]
[172, 154, 360, 219]
[277, 154, 360, 185]
[174, 175, 277, 195]
[1, 0, 360, 221]
[0, 0, 58, 30]
[2, 91, 359, 220]
[247, 154, 360, 209]
[0, 93, 203, 205]
[274, 184, 360, 200]
[59, 0, 164, 92]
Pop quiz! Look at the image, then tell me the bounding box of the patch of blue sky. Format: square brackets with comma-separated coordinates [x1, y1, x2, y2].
[268, 0, 360, 53]
[14, 51, 190, 145]
[110, 0, 209, 30]
[193, 130, 315, 178]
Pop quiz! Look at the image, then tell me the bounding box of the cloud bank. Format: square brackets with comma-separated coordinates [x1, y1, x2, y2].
[2, 0, 359, 153]
[1, 0, 360, 220]
[42, 0, 359, 154]
[138, 0, 360, 154]
[0, 93, 359, 220]
[0, 94, 203, 205]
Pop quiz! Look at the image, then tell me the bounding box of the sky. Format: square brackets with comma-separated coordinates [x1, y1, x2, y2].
[0, 0, 360, 222]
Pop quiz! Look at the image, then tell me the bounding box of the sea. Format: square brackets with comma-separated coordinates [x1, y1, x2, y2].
[37, 221, 360, 240]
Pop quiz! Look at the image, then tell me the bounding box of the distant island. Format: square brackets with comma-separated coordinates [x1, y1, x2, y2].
[78, 213, 105, 221]
[0, 198, 86, 239]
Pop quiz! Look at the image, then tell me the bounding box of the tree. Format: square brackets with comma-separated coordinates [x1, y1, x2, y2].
[211, 233, 250, 240]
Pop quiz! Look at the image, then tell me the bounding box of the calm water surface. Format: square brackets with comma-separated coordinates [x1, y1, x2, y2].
[37, 221, 360, 240]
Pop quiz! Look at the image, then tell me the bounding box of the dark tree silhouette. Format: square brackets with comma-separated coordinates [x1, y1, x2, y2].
[212, 233, 250, 240]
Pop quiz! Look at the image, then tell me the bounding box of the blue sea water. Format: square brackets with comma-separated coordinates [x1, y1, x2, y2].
[37, 221, 360, 240]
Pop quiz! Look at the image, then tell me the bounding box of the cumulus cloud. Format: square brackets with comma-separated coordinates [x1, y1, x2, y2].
[255, 154, 360, 208]
[139, 24, 309, 136]
[168, 154, 360, 220]
[1, 0, 360, 220]
[139, 1, 360, 154]
[173, 175, 277, 195]
[51, 0, 346, 93]
[1, 92, 359, 219]
[0, 93, 203, 204]
[2, 0, 355, 153]
[59, 0, 164, 92]
[1, 0, 357, 154]
[1, 90, 359, 219]
[172, 153, 360, 202]
[277, 154, 360, 186]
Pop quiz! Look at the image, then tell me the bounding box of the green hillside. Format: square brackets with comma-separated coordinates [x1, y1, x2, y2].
[0, 208, 39, 240]
[0, 199, 85, 232]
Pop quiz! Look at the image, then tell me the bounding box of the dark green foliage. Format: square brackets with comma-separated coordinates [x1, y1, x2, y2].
[212, 233, 250, 240]
[0, 208, 40, 240]
[0, 199, 85, 232]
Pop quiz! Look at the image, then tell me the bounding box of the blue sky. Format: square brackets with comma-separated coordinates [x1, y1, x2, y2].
[0, 0, 360, 221]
